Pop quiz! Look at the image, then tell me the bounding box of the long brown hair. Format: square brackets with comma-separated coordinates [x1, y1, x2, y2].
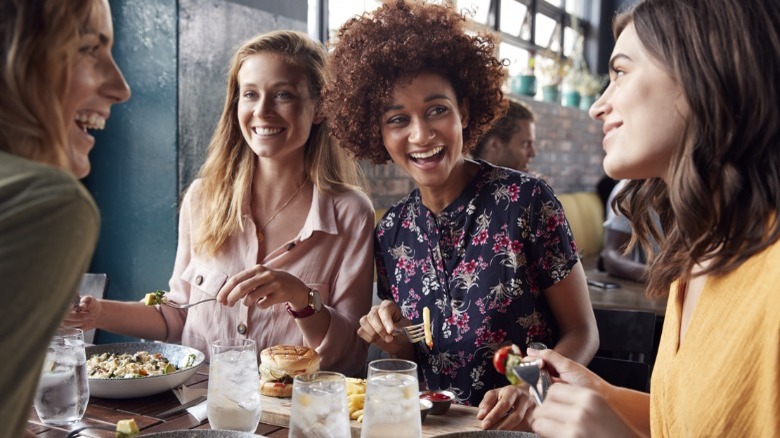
[0, 0, 100, 168]
[194, 30, 364, 255]
[613, 0, 780, 296]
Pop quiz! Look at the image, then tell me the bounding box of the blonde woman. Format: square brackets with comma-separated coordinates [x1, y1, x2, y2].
[71, 31, 375, 375]
[1, 0, 130, 435]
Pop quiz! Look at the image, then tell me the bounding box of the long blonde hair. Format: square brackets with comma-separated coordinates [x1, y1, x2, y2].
[0, 0, 100, 168]
[194, 30, 365, 255]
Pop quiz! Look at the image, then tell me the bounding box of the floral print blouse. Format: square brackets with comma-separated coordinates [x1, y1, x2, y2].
[375, 160, 579, 406]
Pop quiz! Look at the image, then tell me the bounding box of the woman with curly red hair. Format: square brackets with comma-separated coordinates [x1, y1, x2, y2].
[322, 0, 598, 430]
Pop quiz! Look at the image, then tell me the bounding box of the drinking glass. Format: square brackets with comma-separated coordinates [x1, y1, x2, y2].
[207, 339, 261, 432]
[289, 371, 351, 438]
[360, 359, 421, 438]
[33, 328, 89, 426]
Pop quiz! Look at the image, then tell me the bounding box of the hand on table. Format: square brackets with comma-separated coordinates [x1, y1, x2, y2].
[217, 264, 309, 310]
[477, 384, 535, 430]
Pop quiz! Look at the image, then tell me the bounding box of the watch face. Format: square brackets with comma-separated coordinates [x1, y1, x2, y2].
[310, 289, 322, 312]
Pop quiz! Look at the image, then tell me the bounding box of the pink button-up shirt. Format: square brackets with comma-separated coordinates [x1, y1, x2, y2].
[160, 179, 375, 376]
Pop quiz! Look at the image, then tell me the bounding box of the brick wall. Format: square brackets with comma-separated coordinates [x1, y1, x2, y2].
[360, 94, 607, 210]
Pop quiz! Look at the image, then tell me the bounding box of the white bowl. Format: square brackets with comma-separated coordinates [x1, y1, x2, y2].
[86, 342, 205, 399]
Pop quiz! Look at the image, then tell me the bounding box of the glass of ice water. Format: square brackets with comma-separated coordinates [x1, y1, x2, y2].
[361, 359, 421, 438]
[33, 327, 89, 426]
[207, 339, 261, 432]
[289, 371, 351, 438]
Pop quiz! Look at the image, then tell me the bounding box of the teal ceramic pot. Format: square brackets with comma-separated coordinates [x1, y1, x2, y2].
[512, 74, 537, 97]
[580, 94, 597, 111]
[563, 90, 581, 108]
[541, 85, 560, 103]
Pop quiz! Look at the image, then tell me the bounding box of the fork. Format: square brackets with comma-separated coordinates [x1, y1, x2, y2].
[528, 342, 552, 399]
[393, 322, 425, 343]
[161, 298, 217, 309]
[510, 361, 544, 406]
[66, 426, 116, 437]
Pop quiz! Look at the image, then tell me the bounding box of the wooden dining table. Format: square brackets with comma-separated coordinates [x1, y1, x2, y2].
[27, 366, 288, 437]
[27, 365, 487, 438]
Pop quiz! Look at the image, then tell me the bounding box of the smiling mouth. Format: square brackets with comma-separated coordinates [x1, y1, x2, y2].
[75, 112, 106, 133]
[409, 146, 445, 164]
[253, 127, 284, 136]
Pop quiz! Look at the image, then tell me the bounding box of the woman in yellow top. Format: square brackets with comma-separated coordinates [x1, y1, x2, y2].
[529, 0, 780, 436]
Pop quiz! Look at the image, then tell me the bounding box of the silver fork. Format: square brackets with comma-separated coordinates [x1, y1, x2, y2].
[393, 322, 425, 343]
[510, 361, 544, 406]
[528, 342, 552, 399]
[161, 298, 217, 309]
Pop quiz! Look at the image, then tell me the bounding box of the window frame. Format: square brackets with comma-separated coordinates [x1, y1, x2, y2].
[313, 0, 597, 73]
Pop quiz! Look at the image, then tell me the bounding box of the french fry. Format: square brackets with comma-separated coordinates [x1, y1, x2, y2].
[345, 378, 366, 421]
[346, 377, 366, 395]
[423, 306, 433, 349]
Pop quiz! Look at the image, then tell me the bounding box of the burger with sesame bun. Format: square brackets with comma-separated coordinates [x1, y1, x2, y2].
[259, 345, 320, 397]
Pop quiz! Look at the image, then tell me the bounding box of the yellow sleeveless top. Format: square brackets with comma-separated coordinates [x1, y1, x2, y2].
[650, 240, 780, 437]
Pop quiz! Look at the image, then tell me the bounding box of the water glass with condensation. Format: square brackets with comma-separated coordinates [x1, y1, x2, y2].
[361, 359, 421, 438]
[33, 328, 89, 425]
[207, 339, 261, 432]
[289, 371, 351, 438]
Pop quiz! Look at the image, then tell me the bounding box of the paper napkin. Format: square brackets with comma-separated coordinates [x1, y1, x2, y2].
[172, 386, 208, 421]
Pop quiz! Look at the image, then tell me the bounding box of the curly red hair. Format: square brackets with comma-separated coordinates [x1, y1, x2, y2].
[322, 0, 507, 164]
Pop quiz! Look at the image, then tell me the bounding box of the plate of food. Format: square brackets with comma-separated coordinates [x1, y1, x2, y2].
[86, 342, 205, 399]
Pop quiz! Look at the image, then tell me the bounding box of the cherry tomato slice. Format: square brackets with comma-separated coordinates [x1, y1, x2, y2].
[492, 346, 513, 375]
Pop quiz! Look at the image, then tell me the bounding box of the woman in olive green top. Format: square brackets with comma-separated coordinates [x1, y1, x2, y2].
[0, 1, 130, 436]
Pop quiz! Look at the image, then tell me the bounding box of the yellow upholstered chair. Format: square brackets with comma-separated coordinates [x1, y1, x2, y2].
[557, 192, 605, 258]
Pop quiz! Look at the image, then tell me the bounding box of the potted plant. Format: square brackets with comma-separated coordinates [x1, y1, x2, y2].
[575, 71, 608, 110]
[511, 55, 537, 97]
[536, 50, 571, 104]
[562, 69, 586, 108]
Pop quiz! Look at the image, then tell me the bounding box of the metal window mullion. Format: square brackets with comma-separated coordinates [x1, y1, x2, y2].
[489, 0, 500, 31]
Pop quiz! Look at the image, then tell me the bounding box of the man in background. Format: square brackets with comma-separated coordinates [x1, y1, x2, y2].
[473, 99, 538, 174]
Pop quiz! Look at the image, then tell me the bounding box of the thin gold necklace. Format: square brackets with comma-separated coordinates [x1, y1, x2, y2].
[256, 178, 307, 243]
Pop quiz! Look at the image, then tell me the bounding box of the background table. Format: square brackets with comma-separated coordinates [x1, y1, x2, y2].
[581, 256, 667, 316]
